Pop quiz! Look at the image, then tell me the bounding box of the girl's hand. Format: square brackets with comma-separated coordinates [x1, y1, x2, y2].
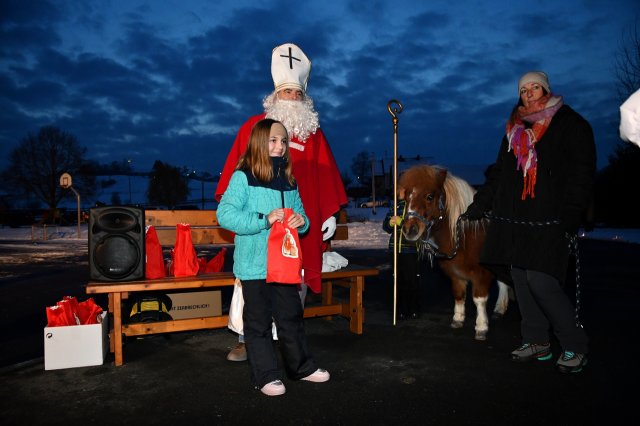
[267, 208, 284, 226]
[389, 215, 402, 226]
[287, 212, 305, 229]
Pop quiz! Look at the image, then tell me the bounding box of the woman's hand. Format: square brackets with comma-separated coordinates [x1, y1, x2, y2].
[287, 212, 305, 229]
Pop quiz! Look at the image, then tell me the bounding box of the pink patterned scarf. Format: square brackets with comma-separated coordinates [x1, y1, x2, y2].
[506, 95, 563, 199]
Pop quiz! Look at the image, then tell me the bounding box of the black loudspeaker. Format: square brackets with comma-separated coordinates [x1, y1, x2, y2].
[89, 206, 145, 281]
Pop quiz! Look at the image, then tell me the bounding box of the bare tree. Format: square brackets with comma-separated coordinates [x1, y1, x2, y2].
[595, 18, 640, 227]
[350, 151, 371, 187]
[2, 126, 96, 210]
[616, 19, 640, 101]
[147, 160, 190, 208]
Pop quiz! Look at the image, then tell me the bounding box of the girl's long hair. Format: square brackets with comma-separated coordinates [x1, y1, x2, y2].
[236, 118, 295, 185]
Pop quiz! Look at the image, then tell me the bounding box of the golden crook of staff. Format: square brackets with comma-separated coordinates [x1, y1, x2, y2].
[387, 99, 403, 326]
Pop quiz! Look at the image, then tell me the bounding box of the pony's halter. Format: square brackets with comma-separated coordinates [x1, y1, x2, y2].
[404, 211, 435, 228]
[404, 193, 445, 228]
[404, 194, 448, 266]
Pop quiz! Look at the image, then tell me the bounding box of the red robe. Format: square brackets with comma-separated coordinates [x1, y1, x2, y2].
[215, 113, 348, 293]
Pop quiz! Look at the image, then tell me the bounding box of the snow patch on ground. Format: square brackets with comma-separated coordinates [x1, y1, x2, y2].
[0, 208, 638, 254]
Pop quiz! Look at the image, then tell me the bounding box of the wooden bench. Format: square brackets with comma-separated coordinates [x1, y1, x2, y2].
[86, 209, 379, 366]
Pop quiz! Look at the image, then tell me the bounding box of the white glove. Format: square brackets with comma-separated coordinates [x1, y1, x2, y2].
[321, 216, 337, 241]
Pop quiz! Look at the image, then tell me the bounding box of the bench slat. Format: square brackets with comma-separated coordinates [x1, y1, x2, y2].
[146, 210, 221, 226]
[144, 209, 348, 245]
[155, 228, 234, 246]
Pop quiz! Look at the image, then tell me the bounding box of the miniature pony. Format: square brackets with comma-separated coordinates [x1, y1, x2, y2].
[398, 165, 510, 340]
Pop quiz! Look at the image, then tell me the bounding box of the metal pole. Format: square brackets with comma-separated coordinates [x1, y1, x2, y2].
[371, 152, 376, 215]
[127, 159, 132, 204]
[69, 186, 81, 239]
[387, 99, 403, 326]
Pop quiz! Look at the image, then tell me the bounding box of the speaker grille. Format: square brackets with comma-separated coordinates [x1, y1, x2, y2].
[93, 234, 141, 279]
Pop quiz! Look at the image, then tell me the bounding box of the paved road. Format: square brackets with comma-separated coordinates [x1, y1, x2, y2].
[0, 238, 638, 425]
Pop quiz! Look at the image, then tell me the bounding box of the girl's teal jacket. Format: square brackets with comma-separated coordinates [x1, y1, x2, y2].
[217, 164, 309, 281]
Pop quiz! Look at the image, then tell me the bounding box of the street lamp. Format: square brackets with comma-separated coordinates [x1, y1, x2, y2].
[371, 152, 377, 215]
[127, 159, 132, 204]
[199, 173, 204, 210]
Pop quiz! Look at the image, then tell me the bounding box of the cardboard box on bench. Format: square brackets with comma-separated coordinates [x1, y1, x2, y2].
[168, 291, 222, 320]
[44, 311, 108, 370]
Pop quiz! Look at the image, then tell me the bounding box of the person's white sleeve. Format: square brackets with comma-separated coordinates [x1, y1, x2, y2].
[620, 88, 640, 147]
[321, 216, 337, 241]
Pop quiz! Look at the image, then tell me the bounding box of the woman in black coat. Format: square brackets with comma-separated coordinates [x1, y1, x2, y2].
[465, 71, 596, 374]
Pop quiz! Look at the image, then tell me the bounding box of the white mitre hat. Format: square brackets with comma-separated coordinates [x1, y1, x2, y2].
[271, 43, 311, 93]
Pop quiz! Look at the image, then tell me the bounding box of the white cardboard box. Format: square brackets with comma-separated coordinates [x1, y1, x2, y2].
[168, 291, 222, 320]
[44, 311, 108, 370]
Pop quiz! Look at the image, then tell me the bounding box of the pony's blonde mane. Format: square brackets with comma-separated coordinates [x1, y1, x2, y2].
[440, 167, 476, 238]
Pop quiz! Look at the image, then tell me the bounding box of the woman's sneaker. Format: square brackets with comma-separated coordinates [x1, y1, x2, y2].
[556, 351, 587, 373]
[510, 343, 552, 362]
[260, 380, 286, 396]
[301, 368, 330, 383]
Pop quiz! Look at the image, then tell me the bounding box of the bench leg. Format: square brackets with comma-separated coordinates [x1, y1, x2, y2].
[113, 292, 124, 366]
[107, 294, 114, 353]
[322, 280, 334, 321]
[349, 276, 364, 334]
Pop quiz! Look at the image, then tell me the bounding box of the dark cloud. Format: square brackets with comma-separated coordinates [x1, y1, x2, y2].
[0, 0, 637, 201]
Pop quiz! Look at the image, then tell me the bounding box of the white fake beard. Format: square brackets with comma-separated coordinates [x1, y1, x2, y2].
[263, 93, 320, 142]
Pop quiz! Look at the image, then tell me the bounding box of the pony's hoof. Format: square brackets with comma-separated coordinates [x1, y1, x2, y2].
[450, 320, 464, 329]
[491, 312, 504, 321]
[475, 330, 488, 341]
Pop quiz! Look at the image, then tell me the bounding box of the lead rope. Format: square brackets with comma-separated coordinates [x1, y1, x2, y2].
[484, 213, 582, 327]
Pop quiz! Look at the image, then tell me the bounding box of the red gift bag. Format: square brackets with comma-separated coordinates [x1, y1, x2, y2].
[56, 297, 80, 326]
[75, 298, 104, 325]
[171, 223, 200, 277]
[46, 305, 68, 327]
[145, 225, 166, 279]
[266, 208, 303, 284]
[46, 297, 104, 327]
[201, 247, 227, 274]
[60, 295, 79, 313]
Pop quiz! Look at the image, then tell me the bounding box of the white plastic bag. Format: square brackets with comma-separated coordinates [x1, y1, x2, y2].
[322, 251, 349, 272]
[228, 279, 244, 334]
[227, 278, 278, 339]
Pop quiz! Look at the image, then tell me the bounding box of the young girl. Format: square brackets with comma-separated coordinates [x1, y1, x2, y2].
[217, 118, 330, 396]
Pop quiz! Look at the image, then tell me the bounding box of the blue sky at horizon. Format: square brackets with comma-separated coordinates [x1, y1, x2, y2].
[2, 0, 639, 184]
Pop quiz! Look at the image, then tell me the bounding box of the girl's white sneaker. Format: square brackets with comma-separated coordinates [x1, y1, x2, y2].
[260, 380, 286, 396]
[301, 368, 330, 383]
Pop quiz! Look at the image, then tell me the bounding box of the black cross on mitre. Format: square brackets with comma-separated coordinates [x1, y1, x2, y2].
[280, 46, 301, 69]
